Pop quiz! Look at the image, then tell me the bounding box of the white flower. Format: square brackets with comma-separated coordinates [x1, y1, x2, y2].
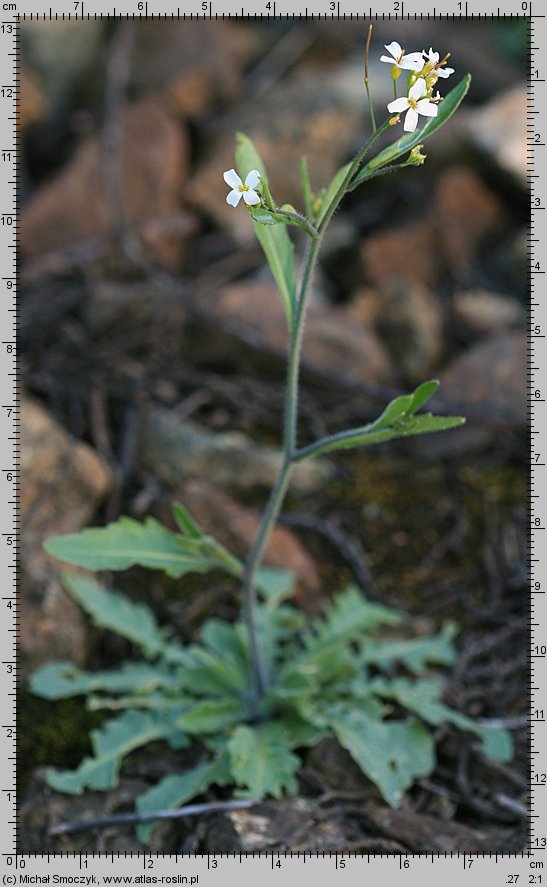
[387, 78, 438, 132]
[423, 47, 454, 78]
[223, 168, 261, 207]
[380, 41, 425, 72]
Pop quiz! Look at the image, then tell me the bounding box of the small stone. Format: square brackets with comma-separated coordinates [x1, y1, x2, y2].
[364, 806, 500, 853]
[19, 66, 49, 133]
[452, 290, 524, 337]
[210, 282, 397, 388]
[350, 281, 443, 383]
[21, 99, 189, 268]
[178, 480, 320, 592]
[132, 21, 261, 114]
[466, 84, 528, 188]
[360, 221, 438, 288]
[205, 798, 359, 853]
[433, 167, 505, 269]
[140, 410, 333, 495]
[415, 331, 527, 458]
[21, 397, 112, 674]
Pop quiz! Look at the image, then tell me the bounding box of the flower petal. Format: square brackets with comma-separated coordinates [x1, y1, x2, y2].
[244, 169, 261, 190]
[223, 168, 242, 189]
[384, 41, 402, 59]
[387, 97, 410, 113]
[242, 189, 261, 206]
[417, 100, 438, 118]
[437, 67, 454, 78]
[408, 77, 427, 100]
[380, 55, 399, 65]
[400, 52, 425, 71]
[403, 107, 419, 132]
[226, 189, 242, 207]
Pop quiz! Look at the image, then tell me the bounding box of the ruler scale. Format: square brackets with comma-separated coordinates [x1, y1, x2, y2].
[5, 0, 539, 878]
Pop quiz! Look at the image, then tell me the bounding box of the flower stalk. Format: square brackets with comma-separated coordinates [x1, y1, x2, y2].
[223, 32, 460, 704]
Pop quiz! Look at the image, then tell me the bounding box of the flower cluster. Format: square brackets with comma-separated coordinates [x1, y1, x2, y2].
[382, 42, 454, 132]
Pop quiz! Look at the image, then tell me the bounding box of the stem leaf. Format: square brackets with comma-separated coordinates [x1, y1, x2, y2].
[236, 133, 297, 326]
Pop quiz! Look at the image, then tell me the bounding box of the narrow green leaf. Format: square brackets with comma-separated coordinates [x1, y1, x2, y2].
[281, 588, 400, 686]
[373, 678, 514, 763]
[228, 723, 300, 798]
[179, 646, 249, 697]
[256, 568, 296, 608]
[408, 379, 440, 414]
[29, 660, 180, 700]
[177, 698, 247, 734]
[360, 622, 458, 675]
[299, 155, 314, 219]
[235, 133, 296, 327]
[62, 574, 168, 658]
[296, 414, 465, 460]
[370, 394, 414, 430]
[86, 693, 192, 714]
[250, 208, 278, 225]
[307, 587, 402, 653]
[171, 502, 202, 539]
[201, 618, 249, 670]
[44, 517, 217, 579]
[45, 711, 183, 795]
[351, 75, 472, 190]
[326, 705, 435, 807]
[316, 161, 352, 226]
[136, 755, 231, 844]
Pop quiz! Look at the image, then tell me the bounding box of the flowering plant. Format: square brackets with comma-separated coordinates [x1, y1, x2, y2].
[30, 32, 512, 846]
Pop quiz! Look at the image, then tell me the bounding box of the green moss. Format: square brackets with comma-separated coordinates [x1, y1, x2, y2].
[18, 690, 104, 794]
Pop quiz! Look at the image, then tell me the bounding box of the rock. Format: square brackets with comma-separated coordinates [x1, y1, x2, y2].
[187, 68, 365, 241]
[19, 772, 149, 853]
[350, 281, 443, 383]
[20, 66, 49, 133]
[433, 167, 505, 269]
[140, 410, 333, 495]
[21, 20, 106, 105]
[210, 282, 397, 387]
[466, 84, 528, 188]
[21, 397, 111, 673]
[84, 278, 188, 332]
[363, 806, 500, 853]
[360, 221, 438, 288]
[452, 290, 524, 337]
[178, 480, 320, 592]
[204, 798, 360, 853]
[433, 331, 527, 426]
[132, 21, 261, 116]
[21, 99, 189, 268]
[305, 738, 372, 794]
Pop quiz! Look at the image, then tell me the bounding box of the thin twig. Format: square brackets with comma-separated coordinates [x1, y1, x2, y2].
[101, 20, 138, 258]
[49, 798, 260, 837]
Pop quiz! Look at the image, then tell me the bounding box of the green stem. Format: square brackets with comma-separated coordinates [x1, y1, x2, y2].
[272, 207, 319, 238]
[364, 78, 376, 133]
[241, 235, 321, 701]
[318, 117, 392, 235]
[241, 122, 390, 703]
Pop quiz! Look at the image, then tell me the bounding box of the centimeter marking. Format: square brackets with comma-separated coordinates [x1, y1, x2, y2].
[0, 5, 17, 858]
[2, 0, 540, 866]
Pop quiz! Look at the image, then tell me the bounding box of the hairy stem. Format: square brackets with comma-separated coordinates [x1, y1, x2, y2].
[241, 122, 390, 703]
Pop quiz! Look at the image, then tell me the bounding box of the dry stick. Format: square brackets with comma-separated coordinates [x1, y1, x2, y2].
[101, 20, 138, 258]
[49, 798, 260, 837]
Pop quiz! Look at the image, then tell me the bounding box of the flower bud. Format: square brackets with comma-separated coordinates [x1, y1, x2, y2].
[408, 145, 427, 165]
